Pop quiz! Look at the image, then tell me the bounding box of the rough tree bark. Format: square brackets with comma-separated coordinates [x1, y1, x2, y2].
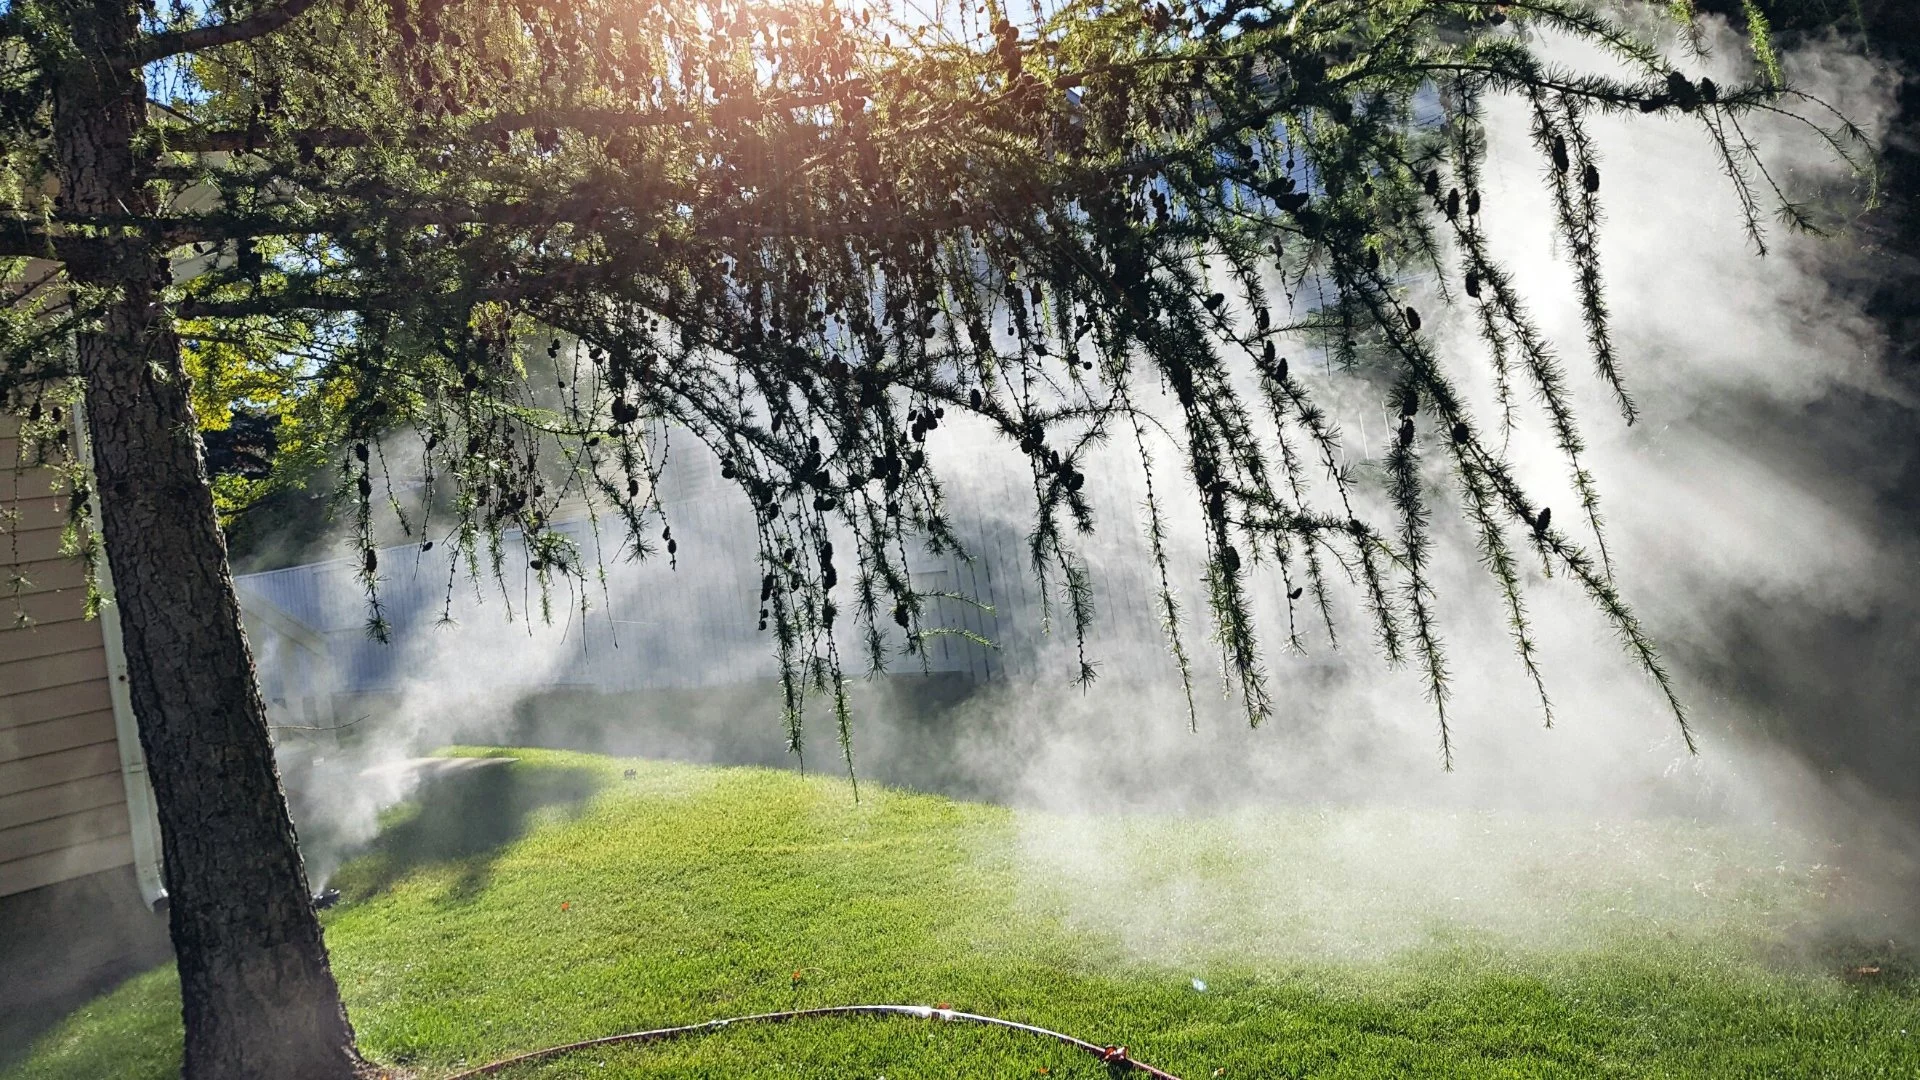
[52, 3, 365, 1077]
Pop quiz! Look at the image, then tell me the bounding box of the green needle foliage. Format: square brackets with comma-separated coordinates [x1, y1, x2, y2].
[0, 0, 1874, 770]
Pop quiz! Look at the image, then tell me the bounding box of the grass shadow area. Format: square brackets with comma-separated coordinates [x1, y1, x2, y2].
[328, 755, 603, 904]
[0, 867, 172, 1073]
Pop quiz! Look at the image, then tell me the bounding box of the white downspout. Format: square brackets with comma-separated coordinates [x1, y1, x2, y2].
[71, 406, 168, 910]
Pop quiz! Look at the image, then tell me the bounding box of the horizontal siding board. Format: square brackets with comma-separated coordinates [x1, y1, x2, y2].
[0, 464, 69, 504]
[0, 772, 124, 831]
[0, 741, 120, 796]
[0, 617, 105, 665]
[0, 803, 130, 863]
[0, 833, 133, 898]
[0, 710, 116, 764]
[0, 524, 72, 565]
[1, 493, 72, 532]
[0, 590, 92, 629]
[0, 680, 114, 731]
[0, 645, 107, 696]
[0, 429, 71, 464]
[1, 556, 89, 598]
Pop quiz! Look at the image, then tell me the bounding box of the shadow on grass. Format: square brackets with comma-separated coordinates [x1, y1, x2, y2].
[0, 866, 173, 1073]
[1822, 934, 1920, 992]
[329, 760, 602, 904]
[1766, 917, 1920, 994]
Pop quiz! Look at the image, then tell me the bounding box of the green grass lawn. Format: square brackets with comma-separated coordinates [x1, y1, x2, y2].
[8, 748, 1918, 1078]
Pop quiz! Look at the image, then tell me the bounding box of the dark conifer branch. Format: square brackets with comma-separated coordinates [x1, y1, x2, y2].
[0, 219, 65, 260]
[157, 94, 861, 153]
[121, 0, 327, 67]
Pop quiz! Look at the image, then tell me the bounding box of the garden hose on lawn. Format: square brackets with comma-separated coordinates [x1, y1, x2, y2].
[440, 1004, 1184, 1079]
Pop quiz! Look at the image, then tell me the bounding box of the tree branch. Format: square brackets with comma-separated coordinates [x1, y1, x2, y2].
[123, 0, 325, 67]
[174, 293, 365, 319]
[0, 219, 52, 259]
[0, 221, 101, 263]
[157, 93, 856, 153]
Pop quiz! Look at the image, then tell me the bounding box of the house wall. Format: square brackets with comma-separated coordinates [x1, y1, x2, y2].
[0, 413, 135, 898]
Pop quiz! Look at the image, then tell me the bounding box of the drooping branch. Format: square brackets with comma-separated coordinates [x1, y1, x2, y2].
[16, 0, 1843, 765]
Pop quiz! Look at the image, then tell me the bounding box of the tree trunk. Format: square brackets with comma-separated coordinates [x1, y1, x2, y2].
[52, 4, 365, 1078]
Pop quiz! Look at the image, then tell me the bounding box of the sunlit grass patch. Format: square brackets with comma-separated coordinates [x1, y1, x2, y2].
[8, 748, 1917, 1079]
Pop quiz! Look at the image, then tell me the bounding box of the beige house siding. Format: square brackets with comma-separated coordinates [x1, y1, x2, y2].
[0, 414, 138, 898]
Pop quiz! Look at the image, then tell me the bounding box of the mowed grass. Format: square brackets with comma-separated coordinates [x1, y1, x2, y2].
[9, 748, 1919, 1079]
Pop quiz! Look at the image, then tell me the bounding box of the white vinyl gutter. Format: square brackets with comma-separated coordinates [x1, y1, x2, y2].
[71, 406, 168, 910]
